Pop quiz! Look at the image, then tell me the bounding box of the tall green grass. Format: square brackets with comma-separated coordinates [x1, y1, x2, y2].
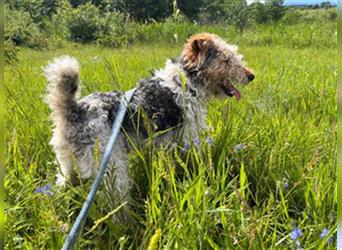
[136, 21, 336, 49]
[5, 26, 336, 249]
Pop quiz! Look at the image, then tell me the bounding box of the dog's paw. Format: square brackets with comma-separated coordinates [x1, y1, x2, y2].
[56, 173, 67, 187]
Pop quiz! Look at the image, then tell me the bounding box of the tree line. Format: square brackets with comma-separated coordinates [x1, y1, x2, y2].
[5, 0, 336, 63]
[7, 0, 285, 27]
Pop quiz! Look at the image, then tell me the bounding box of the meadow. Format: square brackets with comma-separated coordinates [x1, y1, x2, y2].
[5, 18, 336, 249]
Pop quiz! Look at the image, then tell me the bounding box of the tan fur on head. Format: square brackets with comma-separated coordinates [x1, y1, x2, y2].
[181, 33, 217, 69]
[181, 32, 254, 98]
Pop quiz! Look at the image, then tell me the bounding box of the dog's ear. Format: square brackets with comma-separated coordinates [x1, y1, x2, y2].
[191, 38, 210, 54]
[182, 33, 214, 68]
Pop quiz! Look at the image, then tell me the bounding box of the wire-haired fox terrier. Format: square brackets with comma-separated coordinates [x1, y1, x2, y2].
[44, 33, 254, 203]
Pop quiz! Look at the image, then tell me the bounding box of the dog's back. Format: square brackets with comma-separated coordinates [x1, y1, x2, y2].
[44, 56, 184, 188]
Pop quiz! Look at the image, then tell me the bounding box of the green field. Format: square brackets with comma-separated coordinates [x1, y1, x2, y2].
[5, 23, 336, 249]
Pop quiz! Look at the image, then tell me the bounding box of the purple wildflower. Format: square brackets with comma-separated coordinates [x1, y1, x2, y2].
[320, 227, 333, 243]
[320, 228, 329, 238]
[35, 184, 54, 196]
[194, 137, 200, 148]
[206, 136, 214, 145]
[327, 237, 334, 244]
[234, 143, 245, 151]
[290, 227, 302, 240]
[184, 143, 191, 151]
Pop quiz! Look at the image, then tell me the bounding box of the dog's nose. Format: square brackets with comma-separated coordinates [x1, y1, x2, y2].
[247, 73, 255, 81]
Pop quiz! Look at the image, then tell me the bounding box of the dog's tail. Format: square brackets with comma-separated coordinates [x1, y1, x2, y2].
[44, 56, 80, 119]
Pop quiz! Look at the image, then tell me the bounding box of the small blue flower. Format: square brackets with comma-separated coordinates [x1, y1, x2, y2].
[194, 137, 200, 148]
[320, 227, 333, 243]
[320, 228, 329, 238]
[35, 184, 54, 196]
[234, 143, 245, 151]
[290, 227, 302, 240]
[206, 136, 214, 145]
[184, 143, 191, 150]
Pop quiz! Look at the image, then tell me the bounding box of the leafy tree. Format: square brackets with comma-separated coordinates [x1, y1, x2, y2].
[69, 0, 105, 8]
[5, 4, 40, 45]
[247, 0, 284, 24]
[320, 1, 333, 8]
[69, 0, 89, 7]
[113, 0, 172, 21]
[6, 0, 60, 22]
[264, 0, 284, 22]
[177, 0, 203, 19]
[248, 1, 268, 24]
[228, 0, 248, 32]
[202, 0, 248, 32]
[66, 3, 102, 42]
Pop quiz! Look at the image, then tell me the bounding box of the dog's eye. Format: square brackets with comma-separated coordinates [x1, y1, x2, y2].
[224, 59, 230, 63]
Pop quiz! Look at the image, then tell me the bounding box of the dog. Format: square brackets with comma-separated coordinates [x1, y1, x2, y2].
[44, 33, 254, 205]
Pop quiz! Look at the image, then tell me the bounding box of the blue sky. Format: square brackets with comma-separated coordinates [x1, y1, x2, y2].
[247, 0, 337, 4]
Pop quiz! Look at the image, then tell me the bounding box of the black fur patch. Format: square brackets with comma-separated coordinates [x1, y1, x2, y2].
[121, 78, 183, 136]
[138, 79, 183, 131]
[64, 92, 123, 148]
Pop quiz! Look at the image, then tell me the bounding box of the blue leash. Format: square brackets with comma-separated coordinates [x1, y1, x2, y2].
[62, 88, 136, 250]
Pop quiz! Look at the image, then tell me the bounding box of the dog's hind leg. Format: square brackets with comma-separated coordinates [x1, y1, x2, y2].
[102, 135, 132, 221]
[55, 152, 74, 187]
[113, 153, 130, 202]
[53, 144, 84, 187]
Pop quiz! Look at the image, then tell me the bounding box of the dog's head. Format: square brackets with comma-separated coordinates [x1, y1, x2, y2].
[181, 33, 254, 100]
